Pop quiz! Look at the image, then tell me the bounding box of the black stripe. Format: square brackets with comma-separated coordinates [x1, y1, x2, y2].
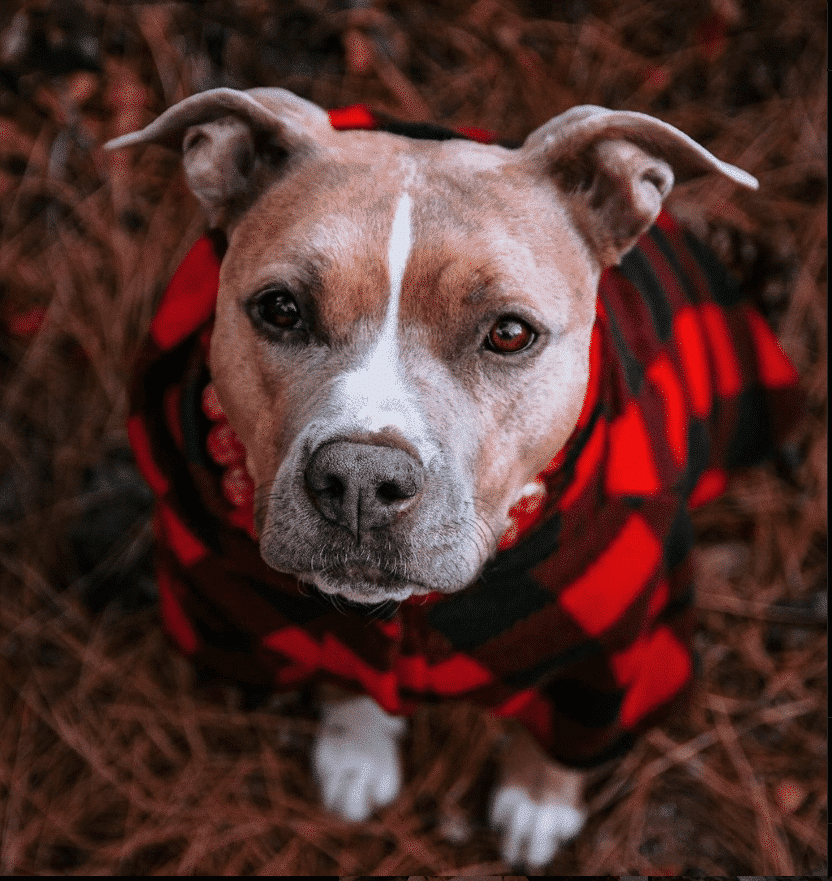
[180, 364, 211, 468]
[681, 228, 744, 307]
[503, 639, 602, 689]
[143, 349, 221, 552]
[726, 385, 775, 468]
[551, 730, 635, 769]
[243, 573, 348, 624]
[374, 114, 469, 142]
[485, 505, 562, 575]
[619, 242, 674, 339]
[647, 225, 701, 305]
[175, 563, 258, 653]
[544, 677, 624, 728]
[600, 291, 644, 394]
[660, 584, 695, 622]
[206, 227, 228, 260]
[663, 503, 695, 570]
[426, 570, 555, 652]
[681, 417, 711, 497]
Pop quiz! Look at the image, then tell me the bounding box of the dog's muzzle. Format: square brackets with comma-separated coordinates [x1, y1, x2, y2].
[304, 439, 425, 539]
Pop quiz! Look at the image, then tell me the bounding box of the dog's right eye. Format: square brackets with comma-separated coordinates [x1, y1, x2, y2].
[248, 288, 303, 332]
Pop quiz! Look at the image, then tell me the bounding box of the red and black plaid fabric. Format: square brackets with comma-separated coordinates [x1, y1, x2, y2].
[127, 107, 802, 767]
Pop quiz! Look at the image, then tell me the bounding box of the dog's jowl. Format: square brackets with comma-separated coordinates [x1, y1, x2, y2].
[108, 89, 801, 868]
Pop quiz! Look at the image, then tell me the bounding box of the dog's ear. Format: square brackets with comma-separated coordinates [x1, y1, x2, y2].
[520, 105, 758, 267]
[105, 87, 332, 227]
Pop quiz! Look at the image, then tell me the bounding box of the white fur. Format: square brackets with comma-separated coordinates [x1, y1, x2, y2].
[384, 189, 413, 333]
[489, 784, 586, 868]
[312, 695, 406, 822]
[313, 694, 586, 867]
[335, 189, 432, 447]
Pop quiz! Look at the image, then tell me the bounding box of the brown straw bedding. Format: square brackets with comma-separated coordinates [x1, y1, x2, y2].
[0, 0, 825, 874]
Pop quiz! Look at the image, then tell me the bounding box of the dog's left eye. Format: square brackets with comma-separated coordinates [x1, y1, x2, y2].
[248, 288, 302, 332]
[484, 315, 536, 354]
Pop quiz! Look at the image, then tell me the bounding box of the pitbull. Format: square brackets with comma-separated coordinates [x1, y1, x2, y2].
[106, 88, 798, 868]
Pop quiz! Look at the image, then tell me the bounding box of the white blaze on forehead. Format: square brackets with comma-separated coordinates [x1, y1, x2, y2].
[335, 188, 428, 443]
[385, 190, 413, 329]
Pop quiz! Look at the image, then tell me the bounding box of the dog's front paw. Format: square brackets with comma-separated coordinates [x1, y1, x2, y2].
[489, 784, 586, 868]
[312, 695, 406, 822]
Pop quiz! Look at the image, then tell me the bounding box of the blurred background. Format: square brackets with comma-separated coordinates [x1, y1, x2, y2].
[0, 0, 825, 874]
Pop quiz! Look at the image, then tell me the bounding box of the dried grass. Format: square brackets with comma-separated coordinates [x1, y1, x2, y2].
[0, 0, 825, 874]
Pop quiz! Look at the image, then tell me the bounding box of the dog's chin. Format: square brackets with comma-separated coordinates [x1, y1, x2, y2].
[303, 570, 432, 605]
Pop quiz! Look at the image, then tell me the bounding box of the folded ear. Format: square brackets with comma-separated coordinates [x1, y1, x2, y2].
[520, 105, 758, 267]
[105, 87, 332, 228]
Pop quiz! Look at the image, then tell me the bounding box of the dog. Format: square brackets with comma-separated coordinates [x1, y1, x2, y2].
[106, 88, 800, 868]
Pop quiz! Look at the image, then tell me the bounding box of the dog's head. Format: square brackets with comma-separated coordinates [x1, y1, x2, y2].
[108, 89, 755, 603]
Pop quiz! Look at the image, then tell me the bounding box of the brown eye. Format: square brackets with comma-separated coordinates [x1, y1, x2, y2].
[485, 315, 536, 353]
[249, 288, 302, 331]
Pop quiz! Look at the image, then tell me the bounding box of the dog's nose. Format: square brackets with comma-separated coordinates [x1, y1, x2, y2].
[305, 439, 425, 537]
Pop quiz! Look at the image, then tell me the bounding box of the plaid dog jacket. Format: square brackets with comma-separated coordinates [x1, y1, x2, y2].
[127, 107, 801, 767]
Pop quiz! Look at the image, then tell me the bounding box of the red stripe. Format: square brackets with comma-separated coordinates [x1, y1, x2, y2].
[163, 386, 185, 452]
[263, 626, 320, 664]
[699, 303, 743, 396]
[647, 579, 670, 620]
[264, 626, 492, 705]
[610, 633, 647, 686]
[495, 690, 554, 751]
[396, 652, 428, 691]
[397, 652, 493, 695]
[494, 688, 537, 718]
[157, 504, 209, 566]
[328, 104, 378, 131]
[559, 515, 661, 636]
[619, 627, 691, 728]
[743, 306, 799, 388]
[558, 417, 606, 510]
[126, 415, 170, 497]
[327, 104, 497, 144]
[275, 663, 319, 687]
[324, 634, 399, 711]
[674, 306, 712, 418]
[263, 626, 400, 712]
[150, 236, 221, 350]
[610, 581, 670, 685]
[653, 209, 678, 234]
[425, 654, 493, 693]
[454, 124, 497, 144]
[157, 569, 198, 655]
[498, 478, 547, 550]
[605, 401, 661, 496]
[377, 618, 403, 641]
[689, 467, 728, 508]
[646, 354, 687, 466]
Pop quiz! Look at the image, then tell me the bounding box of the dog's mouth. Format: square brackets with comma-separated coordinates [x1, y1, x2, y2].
[329, 564, 402, 585]
[303, 564, 434, 604]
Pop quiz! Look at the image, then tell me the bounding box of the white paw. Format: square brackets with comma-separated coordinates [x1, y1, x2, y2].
[489, 784, 586, 868]
[312, 695, 406, 822]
